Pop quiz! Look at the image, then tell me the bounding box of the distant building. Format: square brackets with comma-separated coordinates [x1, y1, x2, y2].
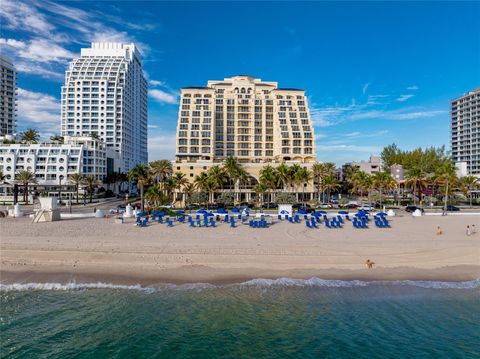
[0, 136, 118, 185]
[451, 87, 480, 176]
[61, 42, 148, 173]
[0, 56, 17, 136]
[390, 164, 405, 181]
[343, 155, 382, 178]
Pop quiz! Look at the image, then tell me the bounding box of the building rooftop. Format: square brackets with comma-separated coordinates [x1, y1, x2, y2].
[181, 86, 212, 90]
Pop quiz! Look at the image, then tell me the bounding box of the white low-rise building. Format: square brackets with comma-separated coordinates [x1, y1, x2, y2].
[0, 136, 117, 185]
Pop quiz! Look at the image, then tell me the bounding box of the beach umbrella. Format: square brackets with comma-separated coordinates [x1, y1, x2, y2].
[317, 210, 327, 215]
[338, 211, 349, 215]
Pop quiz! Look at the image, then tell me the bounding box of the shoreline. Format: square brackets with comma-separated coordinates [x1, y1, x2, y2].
[2, 265, 479, 286]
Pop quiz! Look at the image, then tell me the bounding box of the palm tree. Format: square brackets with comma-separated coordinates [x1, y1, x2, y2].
[405, 166, 428, 205]
[208, 165, 227, 194]
[20, 128, 40, 143]
[145, 185, 164, 209]
[458, 175, 479, 207]
[312, 162, 336, 202]
[253, 182, 268, 208]
[50, 135, 64, 144]
[15, 170, 37, 204]
[289, 164, 303, 194]
[194, 171, 218, 204]
[348, 170, 372, 204]
[295, 167, 312, 202]
[223, 157, 242, 204]
[434, 162, 457, 212]
[83, 175, 98, 203]
[237, 167, 249, 203]
[373, 171, 397, 208]
[259, 165, 278, 202]
[183, 182, 196, 206]
[68, 173, 85, 204]
[172, 172, 189, 205]
[128, 164, 151, 211]
[275, 163, 291, 192]
[150, 160, 173, 192]
[322, 174, 340, 202]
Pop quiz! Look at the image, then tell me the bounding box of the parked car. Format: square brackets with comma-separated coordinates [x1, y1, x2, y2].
[185, 203, 200, 211]
[293, 203, 314, 213]
[316, 203, 332, 209]
[446, 205, 460, 211]
[262, 202, 278, 209]
[359, 205, 374, 211]
[240, 202, 255, 209]
[405, 205, 424, 213]
[161, 204, 175, 209]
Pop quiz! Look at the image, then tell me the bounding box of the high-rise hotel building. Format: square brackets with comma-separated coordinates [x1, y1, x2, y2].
[0, 55, 17, 136]
[451, 87, 480, 176]
[61, 42, 148, 173]
[175, 75, 316, 164]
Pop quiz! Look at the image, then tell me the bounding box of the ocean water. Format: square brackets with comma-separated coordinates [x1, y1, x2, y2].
[1, 279, 479, 358]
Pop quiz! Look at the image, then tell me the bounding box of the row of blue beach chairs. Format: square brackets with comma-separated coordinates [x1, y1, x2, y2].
[248, 219, 269, 228]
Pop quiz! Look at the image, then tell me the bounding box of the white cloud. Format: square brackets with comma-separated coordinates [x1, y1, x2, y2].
[0, 38, 26, 49]
[0, 0, 54, 34]
[396, 94, 415, 102]
[407, 85, 419, 90]
[17, 88, 61, 133]
[149, 80, 167, 87]
[17, 39, 76, 63]
[148, 124, 159, 129]
[149, 89, 179, 105]
[148, 133, 176, 160]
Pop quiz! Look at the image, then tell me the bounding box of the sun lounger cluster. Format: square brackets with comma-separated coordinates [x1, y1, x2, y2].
[134, 207, 391, 230]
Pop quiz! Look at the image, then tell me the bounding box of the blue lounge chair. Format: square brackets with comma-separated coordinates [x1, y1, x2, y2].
[166, 218, 173, 227]
[196, 219, 202, 227]
[306, 221, 312, 228]
[325, 220, 332, 229]
[158, 216, 164, 224]
[189, 220, 196, 227]
[210, 219, 216, 227]
[278, 214, 282, 220]
[294, 215, 300, 223]
[230, 220, 236, 228]
[311, 219, 318, 228]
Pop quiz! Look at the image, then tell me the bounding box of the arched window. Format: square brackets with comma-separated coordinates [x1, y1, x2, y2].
[241, 88, 246, 94]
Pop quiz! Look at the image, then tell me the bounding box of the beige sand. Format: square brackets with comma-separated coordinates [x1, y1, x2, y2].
[1, 214, 479, 285]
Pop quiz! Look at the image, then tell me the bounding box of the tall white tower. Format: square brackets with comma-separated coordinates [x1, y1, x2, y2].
[0, 55, 17, 136]
[61, 42, 148, 172]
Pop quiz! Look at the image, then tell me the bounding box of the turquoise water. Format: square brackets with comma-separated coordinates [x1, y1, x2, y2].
[1, 279, 479, 358]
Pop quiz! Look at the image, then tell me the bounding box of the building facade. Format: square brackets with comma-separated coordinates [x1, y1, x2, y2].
[451, 87, 480, 176]
[0, 56, 17, 136]
[175, 75, 316, 164]
[0, 136, 113, 185]
[60, 42, 148, 173]
[172, 75, 317, 203]
[342, 156, 382, 179]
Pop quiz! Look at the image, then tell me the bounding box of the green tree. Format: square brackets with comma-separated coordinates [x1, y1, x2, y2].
[458, 175, 478, 207]
[194, 171, 219, 204]
[322, 174, 341, 202]
[128, 164, 151, 211]
[252, 182, 268, 207]
[434, 162, 457, 212]
[223, 156, 242, 204]
[83, 175, 98, 203]
[149, 160, 173, 193]
[49, 135, 64, 144]
[275, 163, 291, 192]
[20, 129, 40, 143]
[172, 172, 189, 205]
[145, 185, 169, 209]
[15, 170, 37, 204]
[68, 173, 85, 204]
[259, 165, 279, 201]
[312, 162, 336, 202]
[405, 166, 429, 205]
[373, 171, 397, 207]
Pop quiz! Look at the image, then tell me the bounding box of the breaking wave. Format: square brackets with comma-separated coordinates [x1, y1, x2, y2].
[1, 278, 479, 292]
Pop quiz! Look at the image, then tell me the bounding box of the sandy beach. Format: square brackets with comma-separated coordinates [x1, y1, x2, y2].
[1, 214, 479, 285]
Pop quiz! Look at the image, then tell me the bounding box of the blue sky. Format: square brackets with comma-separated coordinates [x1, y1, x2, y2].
[1, 1, 479, 165]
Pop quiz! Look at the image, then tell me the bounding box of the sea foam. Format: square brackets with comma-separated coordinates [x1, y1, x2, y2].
[1, 278, 479, 292]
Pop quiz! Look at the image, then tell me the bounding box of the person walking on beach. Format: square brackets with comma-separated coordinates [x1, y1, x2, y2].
[436, 226, 443, 235]
[466, 225, 471, 236]
[365, 259, 375, 269]
[472, 224, 476, 235]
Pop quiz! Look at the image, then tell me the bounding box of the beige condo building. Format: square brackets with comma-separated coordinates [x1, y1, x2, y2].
[174, 75, 317, 203]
